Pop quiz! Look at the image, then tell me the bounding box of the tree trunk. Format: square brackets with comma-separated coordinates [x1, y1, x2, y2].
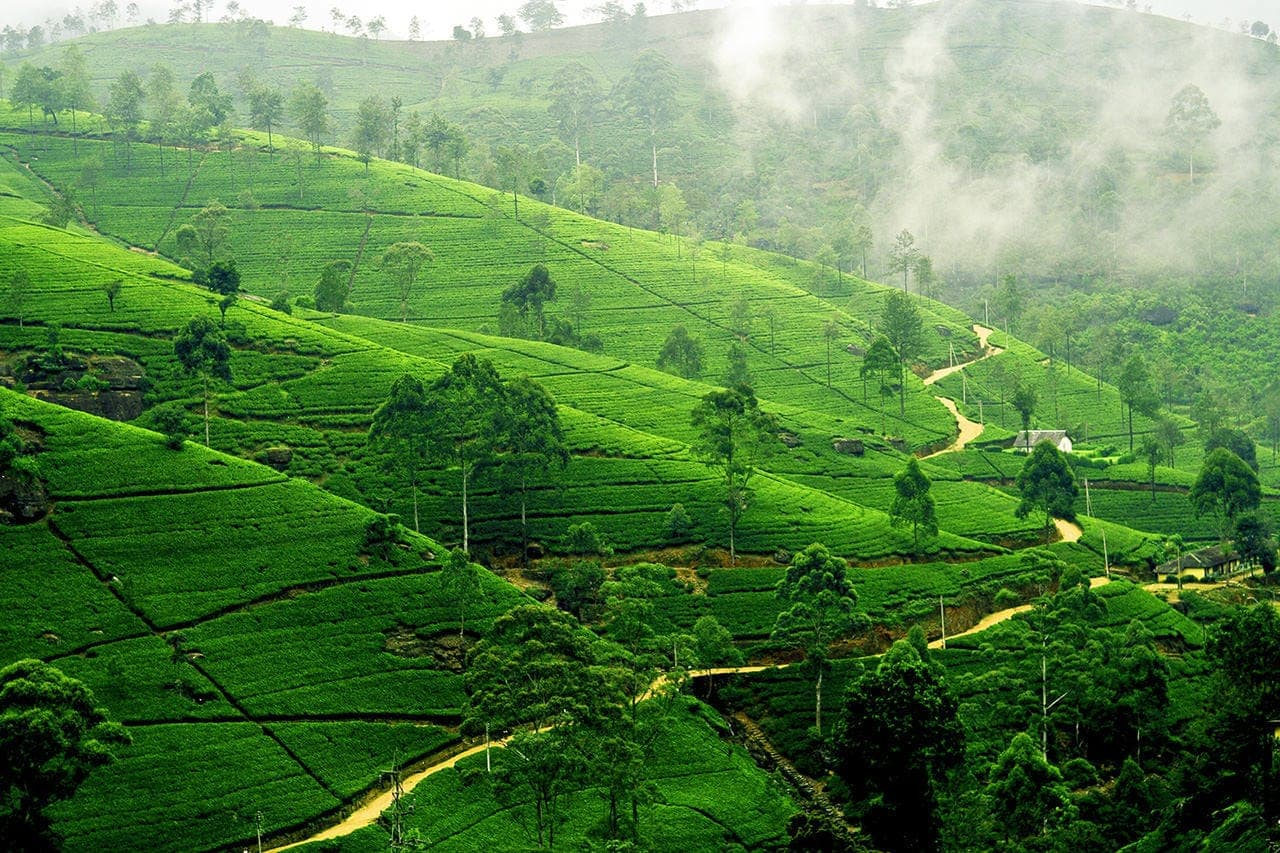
[815, 667, 823, 734]
[203, 374, 210, 446]
[520, 471, 529, 566]
[412, 479, 420, 533]
[651, 132, 658, 188]
[461, 458, 470, 555]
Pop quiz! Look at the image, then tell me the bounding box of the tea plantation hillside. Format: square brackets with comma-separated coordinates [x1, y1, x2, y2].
[1, 124, 1115, 563]
[0, 387, 509, 850]
[0, 387, 803, 851]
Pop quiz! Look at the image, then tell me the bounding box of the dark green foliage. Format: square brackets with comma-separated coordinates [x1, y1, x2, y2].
[550, 560, 606, 622]
[368, 374, 431, 532]
[147, 402, 190, 449]
[361, 513, 405, 560]
[173, 314, 231, 446]
[1012, 379, 1036, 435]
[1191, 448, 1261, 544]
[441, 547, 482, 636]
[313, 259, 353, 312]
[724, 339, 751, 387]
[773, 543, 860, 734]
[496, 375, 568, 561]
[563, 521, 611, 556]
[501, 263, 557, 338]
[1233, 513, 1276, 574]
[663, 502, 694, 543]
[881, 290, 925, 415]
[691, 384, 777, 563]
[656, 325, 703, 379]
[835, 640, 964, 853]
[1015, 442, 1078, 542]
[985, 732, 1074, 843]
[100, 278, 122, 312]
[203, 260, 240, 296]
[0, 660, 129, 851]
[1204, 426, 1258, 471]
[423, 354, 506, 553]
[890, 457, 937, 551]
[270, 290, 292, 314]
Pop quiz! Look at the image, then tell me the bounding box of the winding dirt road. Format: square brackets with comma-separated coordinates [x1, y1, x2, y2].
[921, 325, 1004, 459]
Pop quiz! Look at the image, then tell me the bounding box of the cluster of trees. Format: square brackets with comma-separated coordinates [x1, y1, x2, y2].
[368, 355, 566, 556]
[497, 263, 601, 352]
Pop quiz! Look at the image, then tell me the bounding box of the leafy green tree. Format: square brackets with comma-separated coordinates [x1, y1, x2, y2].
[368, 374, 431, 533]
[890, 457, 938, 551]
[494, 143, 535, 218]
[497, 376, 568, 562]
[289, 82, 329, 162]
[519, 0, 565, 31]
[0, 660, 129, 851]
[656, 325, 703, 379]
[548, 61, 599, 167]
[379, 242, 433, 323]
[424, 355, 505, 553]
[691, 384, 777, 564]
[146, 64, 180, 175]
[60, 46, 93, 156]
[1140, 436, 1163, 501]
[724, 340, 751, 387]
[862, 335, 898, 434]
[616, 50, 677, 187]
[441, 547, 481, 638]
[1117, 353, 1158, 453]
[105, 69, 145, 169]
[1012, 378, 1037, 436]
[149, 403, 190, 449]
[836, 640, 963, 853]
[1155, 414, 1185, 467]
[313, 259, 352, 312]
[773, 542, 860, 733]
[1165, 83, 1220, 183]
[550, 560, 605, 622]
[881, 290, 925, 415]
[1233, 513, 1276, 575]
[101, 278, 122, 313]
[247, 85, 284, 154]
[502, 264, 557, 338]
[203, 259, 240, 296]
[1192, 448, 1261, 546]
[887, 228, 919, 291]
[173, 315, 231, 447]
[351, 94, 389, 173]
[187, 71, 231, 135]
[40, 190, 78, 229]
[174, 201, 230, 271]
[986, 732, 1075, 844]
[1016, 441, 1078, 543]
[994, 273, 1022, 334]
[663, 503, 694, 543]
[1205, 426, 1258, 472]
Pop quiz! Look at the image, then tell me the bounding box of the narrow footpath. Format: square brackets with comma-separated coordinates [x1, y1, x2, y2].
[920, 324, 1004, 459]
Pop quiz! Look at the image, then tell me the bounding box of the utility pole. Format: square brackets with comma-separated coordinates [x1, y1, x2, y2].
[255, 811, 263, 853]
[939, 595, 946, 649]
[1041, 639, 1068, 758]
[1103, 530, 1110, 580]
[380, 753, 414, 851]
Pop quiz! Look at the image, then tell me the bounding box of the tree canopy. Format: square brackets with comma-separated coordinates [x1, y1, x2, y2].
[0, 660, 129, 850]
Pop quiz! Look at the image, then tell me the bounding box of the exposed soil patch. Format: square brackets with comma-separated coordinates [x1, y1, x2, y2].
[383, 626, 475, 672]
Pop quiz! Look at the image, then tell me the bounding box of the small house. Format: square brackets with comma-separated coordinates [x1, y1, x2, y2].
[1014, 430, 1072, 454]
[1155, 546, 1240, 581]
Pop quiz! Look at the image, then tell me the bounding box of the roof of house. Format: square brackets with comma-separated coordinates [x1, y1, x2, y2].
[1016, 430, 1069, 446]
[1156, 545, 1235, 573]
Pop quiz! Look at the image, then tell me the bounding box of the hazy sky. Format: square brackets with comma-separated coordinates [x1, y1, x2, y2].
[3, 0, 1275, 42]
